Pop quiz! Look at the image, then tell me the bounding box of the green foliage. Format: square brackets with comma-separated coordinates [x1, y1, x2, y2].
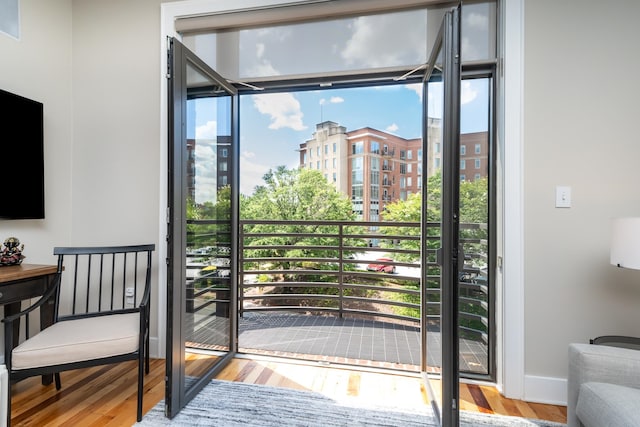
[241, 166, 359, 281]
[241, 166, 354, 221]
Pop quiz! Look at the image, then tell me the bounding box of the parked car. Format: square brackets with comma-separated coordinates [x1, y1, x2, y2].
[366, 257, 396, 274]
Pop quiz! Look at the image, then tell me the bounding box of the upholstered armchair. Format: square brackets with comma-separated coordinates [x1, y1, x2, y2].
[568, 342, 640, 427]
[3, 244, 155, 426]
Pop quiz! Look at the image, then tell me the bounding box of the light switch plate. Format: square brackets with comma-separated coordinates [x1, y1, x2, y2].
[555, 186, 571, 208]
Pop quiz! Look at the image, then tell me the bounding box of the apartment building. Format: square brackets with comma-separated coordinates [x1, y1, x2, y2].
[299, 121, 488, 221]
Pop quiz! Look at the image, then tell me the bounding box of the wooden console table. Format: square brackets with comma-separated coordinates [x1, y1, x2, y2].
[0, 264, 58, 384]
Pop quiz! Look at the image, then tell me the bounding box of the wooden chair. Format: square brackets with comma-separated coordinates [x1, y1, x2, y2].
[2, 244, 155, 426]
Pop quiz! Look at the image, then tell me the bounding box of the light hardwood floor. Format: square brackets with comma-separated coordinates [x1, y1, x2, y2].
[10, 356, 567, 426]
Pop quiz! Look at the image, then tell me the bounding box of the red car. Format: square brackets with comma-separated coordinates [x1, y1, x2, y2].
[366, 257, 396, 274]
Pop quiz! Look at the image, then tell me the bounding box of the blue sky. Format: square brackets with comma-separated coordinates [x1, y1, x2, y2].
[237, 79, 489, 195]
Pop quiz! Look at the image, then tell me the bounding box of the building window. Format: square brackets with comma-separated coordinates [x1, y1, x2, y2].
[418, 149, 423, 160]
[460, 175, 466, 182]
[352, 141, 363, 154]
[352, 157, 363, 170]
[460, 145, 466, 155]
[371, 157, 380, 171]
[333, 172, 337, 182]
[220, 161, 228, 172]
[371, 140, 380, 154]
[324, 159, 328, 169]
[316, 161, 320, 169]
[333, 142, 337, 153]
[400, 150, 406, 160]
[475, 173, 481, 181]
[333, 158, 337, 168]
[221, 175, 228, 186]
[407, 150, 412, 159]
[222, 148, 229, 158]
[475, 143, 481, 154]
[352, 170, 363, 185]
[407, 177, 412, 187]
[407, 163, 412, 173]
[460, 159, 466, 170]
[400, 164, 407, 174]
[475, 158, 481, 169]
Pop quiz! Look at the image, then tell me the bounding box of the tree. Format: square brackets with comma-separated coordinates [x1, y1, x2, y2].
[242, 166, 354, 221]
[241, 166, 364, 282]
[380, 172, 489, 262]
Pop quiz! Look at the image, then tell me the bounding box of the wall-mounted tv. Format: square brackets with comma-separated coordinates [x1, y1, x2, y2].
[0, 89, 45, 219]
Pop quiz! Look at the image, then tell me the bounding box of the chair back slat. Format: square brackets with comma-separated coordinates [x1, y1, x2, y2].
[53, 244, 155, 319]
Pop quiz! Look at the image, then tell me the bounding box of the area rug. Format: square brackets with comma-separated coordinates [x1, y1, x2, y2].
[136, 379, 565, 427]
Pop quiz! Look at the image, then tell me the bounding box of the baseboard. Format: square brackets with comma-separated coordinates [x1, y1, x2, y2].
[149, 336, 162, 359]
[524, 374, 567, 406]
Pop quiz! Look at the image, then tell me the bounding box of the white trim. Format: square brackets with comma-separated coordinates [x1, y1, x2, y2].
[524, 375, 567, 406]
[158, 1, 530, 403]
[501, 0, 525, 399]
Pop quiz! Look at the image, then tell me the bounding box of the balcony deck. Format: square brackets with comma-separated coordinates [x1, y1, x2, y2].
[237, 312, 488, 374]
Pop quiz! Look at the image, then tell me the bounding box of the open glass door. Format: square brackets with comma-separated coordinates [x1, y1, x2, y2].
[422, 5, 461, 427]
[166, 37, 239, 418]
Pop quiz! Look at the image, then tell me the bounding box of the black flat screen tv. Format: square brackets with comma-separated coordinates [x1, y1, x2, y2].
[0, 89, 45, 219]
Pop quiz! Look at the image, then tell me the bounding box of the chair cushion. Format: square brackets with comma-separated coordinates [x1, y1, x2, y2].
[11, 313, 140, 370]
[576, 382, 640, 427]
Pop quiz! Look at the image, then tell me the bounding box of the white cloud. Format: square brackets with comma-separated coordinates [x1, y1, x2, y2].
[386, 123, 399, 133]
[465, 12, 489, 30]
[341, 13, 424, 68]
[461, 81, 478, 105]
[196, 120, 217, 140]
[194, 140, 217, 204]
[253, 93, 307, 131]
[405, 83, 422, 101]
[256, 42, 265, 58]
[329, 96, 344, 104]
[240, 152, 271, 195]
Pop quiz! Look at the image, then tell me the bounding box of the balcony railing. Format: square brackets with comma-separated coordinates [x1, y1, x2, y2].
[237, 220, 489, 345]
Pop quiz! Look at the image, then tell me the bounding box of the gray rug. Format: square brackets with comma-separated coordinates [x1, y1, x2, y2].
[136, 379, 565, 427]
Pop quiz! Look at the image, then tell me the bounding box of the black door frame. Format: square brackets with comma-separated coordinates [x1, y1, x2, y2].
[421, 6, 462, 427]
[166, 36, 239, 418]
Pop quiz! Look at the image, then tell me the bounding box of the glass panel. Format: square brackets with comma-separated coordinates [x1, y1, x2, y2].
[461, 0, 496, 62]
[424, 46, 445, 424]
[459, 77, 490, 376]
[423, 5, 461, 426]
[0, 0, 19, 39]
[184, 61, 233, 389]
[182, 1, 496, 80]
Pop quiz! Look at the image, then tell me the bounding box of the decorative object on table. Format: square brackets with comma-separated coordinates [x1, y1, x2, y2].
[0, 237, 25, 266]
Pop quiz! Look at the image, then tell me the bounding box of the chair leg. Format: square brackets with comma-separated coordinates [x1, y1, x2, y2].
[6, 386, 11, 427]
[137, 354, 144, 422]
[54, 373, 61, 390]
[145, 332, 150, 375]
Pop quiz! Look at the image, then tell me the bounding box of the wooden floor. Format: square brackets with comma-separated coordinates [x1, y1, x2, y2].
[10, 356, 567, 426]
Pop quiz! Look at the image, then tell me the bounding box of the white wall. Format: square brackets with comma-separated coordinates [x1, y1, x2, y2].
[522, 0, 640, 400]
[0, 0, 73, 264]
[0, 0, 165, 356]
[69, 0, 165, 349]
[4, 0, 640, 405]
